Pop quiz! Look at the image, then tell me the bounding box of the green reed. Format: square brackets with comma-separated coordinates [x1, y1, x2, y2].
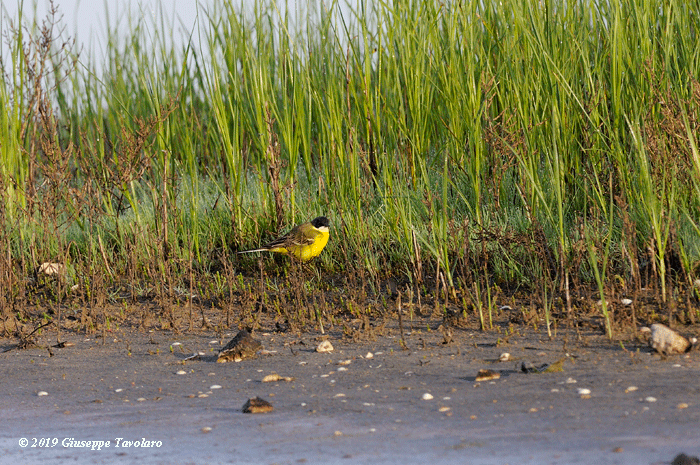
[2, 0, 700, 332]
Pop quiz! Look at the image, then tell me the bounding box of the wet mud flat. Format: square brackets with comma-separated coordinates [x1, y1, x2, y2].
[1, 322, 699, 465]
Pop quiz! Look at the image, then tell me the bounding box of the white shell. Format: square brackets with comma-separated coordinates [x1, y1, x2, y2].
[38, 262, 63, 276]
[316, 340, 334, 353]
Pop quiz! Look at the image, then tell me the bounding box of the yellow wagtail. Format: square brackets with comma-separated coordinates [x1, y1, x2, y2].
[237, 216, 330, 262]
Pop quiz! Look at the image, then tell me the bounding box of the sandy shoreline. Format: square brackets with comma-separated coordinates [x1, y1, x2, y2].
[2, 326, 699, 464]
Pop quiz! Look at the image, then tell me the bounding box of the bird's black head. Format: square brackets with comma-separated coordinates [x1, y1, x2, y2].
[311, 216, 330, 228]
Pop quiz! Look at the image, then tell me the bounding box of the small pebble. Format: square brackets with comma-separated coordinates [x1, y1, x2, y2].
[621, 298, 633, 306]
[338, 367, 348, 372]
[677, 403, 689, 409]
[37, 391, 48, 397]
[262, 374, 294, 383]
[176, 370, 187, 375]
[210, 385, 222, 390]
[198, 393, 209, 398]
[577, 388, 591, 396]
[438, 406, 451, 412]
[475, 369, 500, 382]
[338, 359, 352, 366]
[242, 397, 273, 414]
[422, 393, 434, 400]
[137, 397, 146, 402]
[115, 388, 123, 393]
[365, 352, 374, 359]
[625, 386, 638, 393]
[645, 396, 657, 403]
[201, 427, 212, 433]
[499, 353, 511, 362]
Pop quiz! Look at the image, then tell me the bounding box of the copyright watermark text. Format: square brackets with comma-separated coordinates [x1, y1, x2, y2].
[18, 437, 163, 450]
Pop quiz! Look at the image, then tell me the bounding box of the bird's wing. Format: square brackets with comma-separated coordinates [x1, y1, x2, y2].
[262, 232, 294, 250]
[289, 222, 319, 246]
[250, 221, 318, 250]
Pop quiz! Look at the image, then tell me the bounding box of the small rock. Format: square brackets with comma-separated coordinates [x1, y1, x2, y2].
[577, 388, 591, 396]
[672, 453, 700, 465]
[217, 330, 263, 363]
[242, 397, 273, 414]
[625, 386, 638, 393]
[365, 352, 374, 359]
[316, 340, 334, 353]
[621, 298, 633, 306]
[422, 393, 434, 400]
[640, 324, 694, 355]
[475, 369, 500, 382]
[201, 427, 212, 433]
[210, 385, 222, 390]
[645, 396, 657, 403]
[677, 403, 689, 409]
[37, 391, 48, 397]
[498, 352, 511, 362]
[176, 370, 187, 375]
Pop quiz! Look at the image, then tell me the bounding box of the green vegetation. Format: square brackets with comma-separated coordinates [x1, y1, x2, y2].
[1, 0, 700, 339]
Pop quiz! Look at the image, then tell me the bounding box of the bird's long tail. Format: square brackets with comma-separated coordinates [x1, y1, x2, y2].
[237, 248, 269, 254]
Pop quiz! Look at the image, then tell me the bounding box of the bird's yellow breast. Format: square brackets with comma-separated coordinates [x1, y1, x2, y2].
[287, 228, 329, 262]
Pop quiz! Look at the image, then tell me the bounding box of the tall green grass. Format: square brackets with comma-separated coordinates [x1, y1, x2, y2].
[2, 0, 700, 335]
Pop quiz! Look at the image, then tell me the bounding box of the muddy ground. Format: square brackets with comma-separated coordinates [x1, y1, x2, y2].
[1, 313, 699, 465]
